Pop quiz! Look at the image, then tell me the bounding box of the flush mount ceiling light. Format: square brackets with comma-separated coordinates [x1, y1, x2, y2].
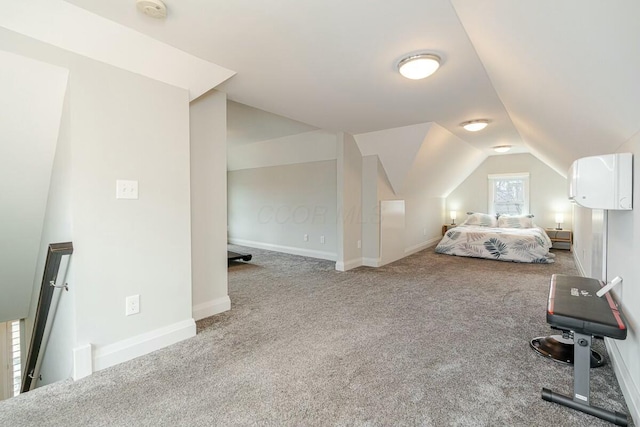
[136, 0, 167, 19]
[493, 145, 512, 153]
[461, 119, 489, 132]
[397, 54, 441, 80]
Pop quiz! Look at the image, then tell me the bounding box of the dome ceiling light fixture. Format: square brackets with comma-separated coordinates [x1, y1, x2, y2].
[493, 145, 512, 153]
[397, 54, 441, 80]
[136, 0, 167, 19]
[461, 119, 489, 132]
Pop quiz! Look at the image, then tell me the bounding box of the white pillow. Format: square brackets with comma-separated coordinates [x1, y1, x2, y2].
[462, 212, 498, 227]
[497, 214, 534, 228]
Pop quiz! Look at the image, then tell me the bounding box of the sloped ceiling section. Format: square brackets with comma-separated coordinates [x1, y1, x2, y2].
[452, 0, 640, 176]
[404, 123, 486, 198]
[355, 123, 433, 194]
[355, 122, 485, 196]
[228, 101, 318, 147]
[0, 50, 69, 323]
[228, 130, 338, 171]
[0, 0, 235, 100]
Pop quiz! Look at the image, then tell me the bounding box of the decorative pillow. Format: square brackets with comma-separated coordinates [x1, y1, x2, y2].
[497, 214, 534, 228]
[461, 212, 498, 227]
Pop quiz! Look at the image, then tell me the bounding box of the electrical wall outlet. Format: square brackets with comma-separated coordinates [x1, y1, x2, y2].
[320, 235, 325, 244]
[357, 240, 361, 249]
[125, 295, 140, 316]
[116, 180, 139, 200]
[304, 234, 309, 242]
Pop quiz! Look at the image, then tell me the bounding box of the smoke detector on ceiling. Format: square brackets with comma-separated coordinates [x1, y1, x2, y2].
[136, 0, 167, 19]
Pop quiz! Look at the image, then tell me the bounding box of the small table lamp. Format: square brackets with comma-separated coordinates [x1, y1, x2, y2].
[555, 213, 564, 230]
[450, 210, 457, 225]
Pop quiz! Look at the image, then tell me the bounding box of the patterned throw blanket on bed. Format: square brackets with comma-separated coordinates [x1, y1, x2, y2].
[435, 225, 555, 263]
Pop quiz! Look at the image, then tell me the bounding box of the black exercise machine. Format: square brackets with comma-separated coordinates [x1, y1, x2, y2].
[227, 250, 252, 262]
[534, 274, 628, 426]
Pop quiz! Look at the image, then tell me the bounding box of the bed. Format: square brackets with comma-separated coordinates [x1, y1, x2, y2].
[435, 213, 555, 263]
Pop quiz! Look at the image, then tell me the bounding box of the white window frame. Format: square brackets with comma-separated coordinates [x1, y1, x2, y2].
[0, 321, 22, 400]
[11, 321, 21, 398]
[488, 173, 530, 216]
[0, 322, 10, 400]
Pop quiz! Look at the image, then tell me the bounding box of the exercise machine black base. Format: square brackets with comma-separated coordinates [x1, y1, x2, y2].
[542, 388, 628, 426]
[227, 251, 252, 262]
[530, 335, 604, 367]
[538, 274, 628, 426]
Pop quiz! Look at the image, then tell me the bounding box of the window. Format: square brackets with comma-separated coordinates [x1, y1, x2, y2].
[2, 321, 21, 399]
[11, 321, 21, 397]
[488, 173, 530, 216]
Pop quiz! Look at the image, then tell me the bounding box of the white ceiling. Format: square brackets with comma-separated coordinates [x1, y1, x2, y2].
[64, 0, 640, 172]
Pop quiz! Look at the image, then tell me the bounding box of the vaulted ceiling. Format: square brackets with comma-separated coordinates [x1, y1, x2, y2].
[56, 0, 640, 174]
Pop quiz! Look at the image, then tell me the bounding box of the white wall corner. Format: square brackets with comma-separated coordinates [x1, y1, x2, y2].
[72, 343, 93, 381]
[573, 251, 587, 277]
[405, 237, 441, 256]
[92, 319, 196, 372]
[605, 338, 640, 426]
[193, 296, 231, 321]
[362, 257, 381, 268]
[335, 258, 363, 272]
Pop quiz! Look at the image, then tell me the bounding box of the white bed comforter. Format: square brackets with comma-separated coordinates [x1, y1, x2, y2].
[435, 225, 555, 263]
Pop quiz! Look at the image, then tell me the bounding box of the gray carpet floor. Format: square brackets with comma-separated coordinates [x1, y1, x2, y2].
[0, 245, 634, 426]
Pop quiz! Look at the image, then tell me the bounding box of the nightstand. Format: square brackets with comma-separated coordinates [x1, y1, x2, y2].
[442, 224, 458, 236]
[545, 228, 573, 250]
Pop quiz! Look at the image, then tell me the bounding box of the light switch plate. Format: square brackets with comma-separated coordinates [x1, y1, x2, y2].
[116, 180, 138, 200]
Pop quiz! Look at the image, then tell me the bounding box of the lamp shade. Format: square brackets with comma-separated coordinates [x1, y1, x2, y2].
[450, 210, 457, 220]
[555, 213, 564, 224]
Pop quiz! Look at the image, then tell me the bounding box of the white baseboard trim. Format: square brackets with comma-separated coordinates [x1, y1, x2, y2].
[362, 257, 381, 267]
[193, 296, 231, 321]
[405, 237, 441, 255]
[93, 318, 196, 372]
[229, 238, 337, 261]
[72, 343, 92, 381]
[335, 258, 363, 271]
[605, 337, 640, 426]
[573, 251, 587, 277]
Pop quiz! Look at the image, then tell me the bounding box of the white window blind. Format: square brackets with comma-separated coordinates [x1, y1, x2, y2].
[11, 321, 21, 397]
[488, 173, 530, 216]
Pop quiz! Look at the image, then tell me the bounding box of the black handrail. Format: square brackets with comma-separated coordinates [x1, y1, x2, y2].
[21, 242, 73, 393]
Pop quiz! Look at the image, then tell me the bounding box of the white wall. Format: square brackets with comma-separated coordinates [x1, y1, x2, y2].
[570, 139, 640, 424]
[1, 30, 197, 381]
[446, 153, 572, 229]
[228, 160, 338, 260]
[70, 55, 194, 354]
[361, 156, 382, 264]
[571, 205, 593, 278]
[28, 89, 75, 386]
[227, 129, 339, 260]
[190, 90, 230, 321]
[602, 137, 640, 424]
[336, 133, 363, 271]
[0, 50, 68, 323]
